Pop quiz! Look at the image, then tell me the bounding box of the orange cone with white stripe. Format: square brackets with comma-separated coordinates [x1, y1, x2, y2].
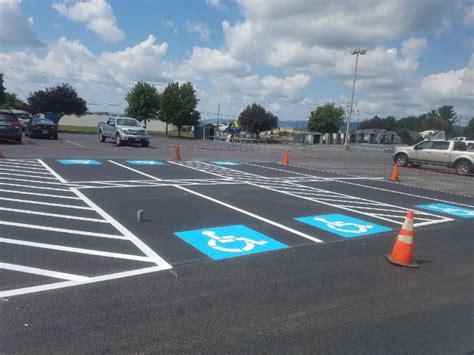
[282, 150, 289, 165]
[390, 163, 399, 182]
[386, 210, 419, 268]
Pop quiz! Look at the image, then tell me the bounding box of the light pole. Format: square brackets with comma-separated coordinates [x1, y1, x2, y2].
[344, 48, 366, 150]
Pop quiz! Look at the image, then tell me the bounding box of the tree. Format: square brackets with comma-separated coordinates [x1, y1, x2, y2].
[2, 92, 27, 110]
[0, 74, 5, 105]
[464, 118, 474, 139]
[160, 82, 200, 136]
[437, 105, 457, 134]
[27, 83, 87, 122]
[238, 103, 278, 138]
[307, 103, 344, 133]
[125, 81, 160, 128]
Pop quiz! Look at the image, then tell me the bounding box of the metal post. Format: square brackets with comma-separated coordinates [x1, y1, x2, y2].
[344, 49, 366, 150]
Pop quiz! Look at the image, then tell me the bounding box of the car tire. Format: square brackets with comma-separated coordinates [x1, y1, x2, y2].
[99, 131, 106, 142]
[411, 163, 421, 168]
[394, 153, 409, 167]
[141, 140, 149, 147]
[115, 134, 123, 146]
[53, 134, 58, 140]
[30, 131, 36, 139]
[454, 160, 472, 174]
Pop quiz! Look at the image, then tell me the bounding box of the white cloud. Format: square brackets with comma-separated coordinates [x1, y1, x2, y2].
[163, 19, 178, 33]
[206, 0, 225, 10]
[52, 0, 124, 42]
[186, 47, 250, 76]
[0, 0, 44, 47]
[463, 4, 474, 27]
[186, 21, 211, 41]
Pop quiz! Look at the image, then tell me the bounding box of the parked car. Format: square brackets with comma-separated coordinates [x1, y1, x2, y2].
[0, 109, 23, 143]
[25, 117, 58, 139]
[393, 140, 474, 174]
[10, 110, 31, 131]
[97, 116, 149, 147]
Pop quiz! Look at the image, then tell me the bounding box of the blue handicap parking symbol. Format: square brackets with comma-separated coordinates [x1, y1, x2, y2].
[416, 203, 474, 218]
[58, 159, 101, 165]
[126, 160, 164, 165]
[175, 225, 287, 260]
[210, 161, 241, 166]
[295, 213, 392, 238]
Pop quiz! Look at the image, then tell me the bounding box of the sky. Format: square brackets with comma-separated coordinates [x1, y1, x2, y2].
[0, 0, 473, 124]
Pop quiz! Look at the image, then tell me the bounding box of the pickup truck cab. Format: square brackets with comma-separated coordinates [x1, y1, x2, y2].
[393, 140, 474, 174]
[98, 117, 150, 147]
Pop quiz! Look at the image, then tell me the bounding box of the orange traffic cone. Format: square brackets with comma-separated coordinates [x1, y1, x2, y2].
[386, 210, 419, 268]
[390, 163, 399, 182]
[0, 148, 4, 158]
[173, 145, 181, 160]
[282, 150, 289, 165]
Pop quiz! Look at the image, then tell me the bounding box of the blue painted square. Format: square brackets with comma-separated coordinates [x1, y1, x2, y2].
[416, 203, 474, 218]
[295, 214, 392, 238]
[174, 225, 287, 260]
[210, 161, 241, 166]
[58, 159, 101, 165]
[126, 160, 164, 165]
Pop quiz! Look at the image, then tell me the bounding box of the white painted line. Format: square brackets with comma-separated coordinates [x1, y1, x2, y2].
[334, 180, 474, 208]
[0, 265, 171, 298]
[175, 185, 325, 243]
[0, 163, 47, 171]
[0, 167, 52, 175]
[38, 159, 68, 183]
[0, 161, 42, 168]
[0, 182, 70, 191]
[0, 221, 127, 239]
[71, 188, 172, 268]
[0, 197, 92, 209]
[167, 161, 234, 179]
[0, 176, 75, 186]
[64, 140, 85, 148]
[108, 160, 162, 181]
[0, 171, 58, 180]
[0, 189, 80, 200]
[0, 238, 155, 263]
[0, 207, 108, 223]
[0, 262, 89, 281]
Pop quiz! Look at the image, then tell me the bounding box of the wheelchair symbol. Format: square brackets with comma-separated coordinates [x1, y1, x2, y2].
[202, 231, 268, 253]
[430, 206, 474, 217]
[313, 217, 373, 234]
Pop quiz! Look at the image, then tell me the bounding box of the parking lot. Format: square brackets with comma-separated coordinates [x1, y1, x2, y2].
[0, 134, 473, 353]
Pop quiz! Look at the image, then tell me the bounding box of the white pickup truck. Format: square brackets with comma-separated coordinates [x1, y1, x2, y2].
[98, 116, 150, 147]
[393, 140, 474, 174]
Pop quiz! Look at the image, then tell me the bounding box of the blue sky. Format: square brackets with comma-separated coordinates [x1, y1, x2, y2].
[0, 0, 473, 123]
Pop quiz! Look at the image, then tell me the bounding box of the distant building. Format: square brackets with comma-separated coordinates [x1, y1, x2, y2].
[356, 129, 401, 144]
[294, 131, 323, 144]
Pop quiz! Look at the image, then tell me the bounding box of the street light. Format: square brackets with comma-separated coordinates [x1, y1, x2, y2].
[344, 48, 366, 150]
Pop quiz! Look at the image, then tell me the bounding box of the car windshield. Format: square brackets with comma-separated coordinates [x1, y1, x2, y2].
[17, 114, 30, 120]
[0, 113, 17, 122]
[116, 118, 140, 126]
[33, 118, 54, 124]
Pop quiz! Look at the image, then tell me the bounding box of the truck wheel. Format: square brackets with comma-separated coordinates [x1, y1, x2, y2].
[99, 131, 106, 142]
[455, 160, 472, 174]
[115, 134, 123, 146]
[141, 140, 149, 147]
[394, 153, 408, 167]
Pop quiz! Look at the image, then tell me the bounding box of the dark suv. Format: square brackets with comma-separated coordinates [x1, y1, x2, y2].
[0, 109, 22, 143]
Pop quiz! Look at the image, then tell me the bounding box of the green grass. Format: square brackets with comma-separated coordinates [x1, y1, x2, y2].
[58, 125, 194, 138]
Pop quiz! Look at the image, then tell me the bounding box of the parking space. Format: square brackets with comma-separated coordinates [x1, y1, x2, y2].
[1, 157, 472, 299]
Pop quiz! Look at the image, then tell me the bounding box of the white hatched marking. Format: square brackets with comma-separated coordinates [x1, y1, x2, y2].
[0, 176, 76, 186]
[0, 196, 92, 209]
[0, 167, 52, 175]
[38, 159, 68, 183]
[0, 163, 47, 171]
[0, 171, 58, 180]
[0, 262, 89, 281]
[0, 221, 127, 239]
[0, 238, 155, 262]
[0, 189, 80, 200]
[0, 266, 170, 298]
[0, 182, 70, 191]
[0, 207, 108, 223]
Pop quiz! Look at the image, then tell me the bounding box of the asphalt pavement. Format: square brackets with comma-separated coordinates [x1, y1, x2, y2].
[0, 134, 473, 353]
